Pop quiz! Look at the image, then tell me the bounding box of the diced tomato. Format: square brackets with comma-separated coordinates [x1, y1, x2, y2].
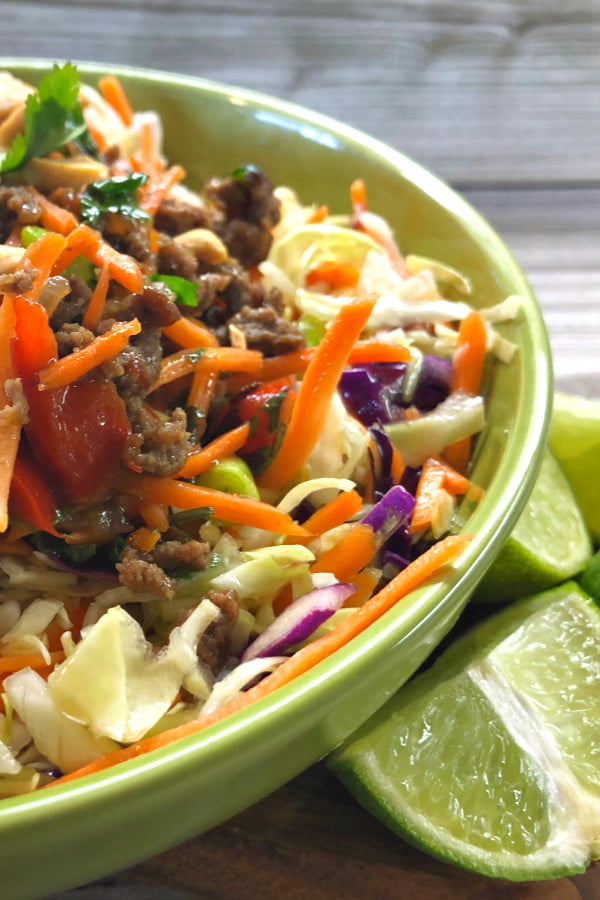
[9, 449, 61, 536]
[24, 381, 132, 505]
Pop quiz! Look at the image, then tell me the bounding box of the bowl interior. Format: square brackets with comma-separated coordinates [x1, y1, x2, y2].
[0, 60, 552, 898]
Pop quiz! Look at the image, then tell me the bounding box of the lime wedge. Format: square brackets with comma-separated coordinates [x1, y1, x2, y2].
[471, 449, 592, 604]
[329, 583, 600, 881]
[549, 392, 600, 543]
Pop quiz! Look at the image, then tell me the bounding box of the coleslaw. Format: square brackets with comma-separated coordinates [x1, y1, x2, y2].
[0, 64, 519, 795]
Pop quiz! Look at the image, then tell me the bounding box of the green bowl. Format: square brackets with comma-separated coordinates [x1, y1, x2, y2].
[0, 60, 552, 899]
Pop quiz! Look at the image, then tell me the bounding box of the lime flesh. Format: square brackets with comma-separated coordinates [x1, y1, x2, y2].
[549, 392, 600, 543]
[472, 449, 592, 604]
[329, 583, 600, 881]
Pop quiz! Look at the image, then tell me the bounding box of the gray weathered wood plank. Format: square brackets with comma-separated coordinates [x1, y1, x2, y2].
[2, 0, 600, 184]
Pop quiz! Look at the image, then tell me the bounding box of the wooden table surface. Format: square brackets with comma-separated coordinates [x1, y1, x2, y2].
[3, 1, 599, 897]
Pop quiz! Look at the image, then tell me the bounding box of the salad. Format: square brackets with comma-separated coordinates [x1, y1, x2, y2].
[0, 64, 519, 795]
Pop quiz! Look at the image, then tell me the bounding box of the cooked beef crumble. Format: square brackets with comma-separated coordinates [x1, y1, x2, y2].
[196, 588, 239, 672]
[116, 538, 212, 600]
[228, 304, 305, 357]
[204, 166, 281, 268]
[0, 185, 42, 240]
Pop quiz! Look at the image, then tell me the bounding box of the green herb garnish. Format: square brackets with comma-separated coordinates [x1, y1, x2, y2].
[80, 172, 150, 227]
[0, 63, 93, 175]
[151, 273, 199, 307]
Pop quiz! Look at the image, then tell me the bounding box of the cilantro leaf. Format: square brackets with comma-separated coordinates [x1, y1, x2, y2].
[0, 63, 93, 175]
[151, 272, 199, 307]
[80, 172, 150, 227]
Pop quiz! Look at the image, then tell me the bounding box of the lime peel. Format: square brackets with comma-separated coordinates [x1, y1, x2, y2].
[329, 583, 600, 881]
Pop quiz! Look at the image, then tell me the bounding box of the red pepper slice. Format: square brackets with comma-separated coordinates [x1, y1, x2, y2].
[234, 376, 296, 458]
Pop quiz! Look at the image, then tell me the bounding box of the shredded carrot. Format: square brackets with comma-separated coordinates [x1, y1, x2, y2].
[305, 260, 360, 290]
[151, 346, 262, 393]
[86, 122, 107, 153]
[443, 439, 469, 474]
[307, 204, 329, 224]
[348, 341, 411, 365]
[343, 568, 380, 607]
[350, 178, 367, 212]
[436, 457, 471, 496]
[115, 469, 309, 536]
[98, 75, 134, 127]
[81, 264, 110, 331]
[451, 310, 488, 396]
[411, 457, 471, 533]
[390, 445, 404, 485]
[411, 459, 447, 533]
[259, 297, 376, 490]
[28, 187, 78, 236]
[444, 310, 488, 472]
[49, 533, 469, 786]
[128, 526, 161, 553]
[272, 583, 294, 615]
[131, 119, 163, 177]
[225, 348, 314, 395]
[16, 231, 68, 303]
[302, 488, 363, 537]
[52, 224, 144, 294]
[0, 650, 65, 676]
[188, 366, 218, 412]
[139, 500, 170, 533]
[37, 318, 141, 391]
[140, 165, 186, 217]
[310, 522, 379, 582]
[162, 316, 219, 350]
[175, 423, 251, 479]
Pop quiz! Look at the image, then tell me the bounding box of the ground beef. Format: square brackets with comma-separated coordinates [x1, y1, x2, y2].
[197, 588, 239, 672]
[50, 275, 92, 330]
[154, 196, 209, 236]
[227, 305, 306, 357]
[47, 186, 80, 217]
[0, 260, 36, 295]
[55, 322, 95, 357]
[0, 186, 42, 240]
[136, 281, 181, 328]
[116, 538, 212, 600]
[124, 397, 191, 477]
[100, 214, 155, 274]
[103, 282, 180, 330]
[116, 546, 175, 599]
[198, 260, 283, 339]
[156, 236, 198, 281]
[150, 539, 211, 571]
[204, 167, 280, 268]
[112, 326, 163, 398]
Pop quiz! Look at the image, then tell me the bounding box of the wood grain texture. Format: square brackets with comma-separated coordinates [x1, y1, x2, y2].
[3, 0, 600, 184]
[127, 766, 600, 900]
